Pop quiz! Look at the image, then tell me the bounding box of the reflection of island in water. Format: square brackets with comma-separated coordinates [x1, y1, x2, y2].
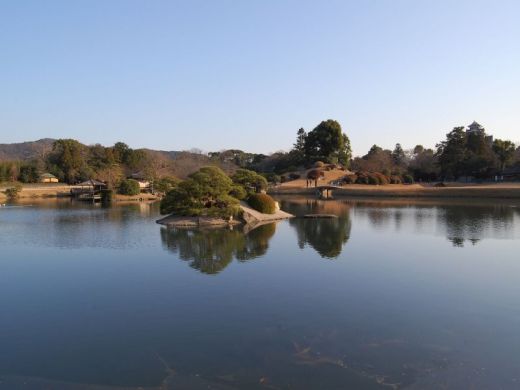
[160, 223, 276, 274]
[279, 198, 352, 259]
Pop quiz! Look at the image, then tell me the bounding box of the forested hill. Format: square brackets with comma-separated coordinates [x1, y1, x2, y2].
[0, 138, 55, 161]
[0, 138, 242, 184]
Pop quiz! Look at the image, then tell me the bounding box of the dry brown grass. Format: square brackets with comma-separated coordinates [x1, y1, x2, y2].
[271, 170, 520, 199]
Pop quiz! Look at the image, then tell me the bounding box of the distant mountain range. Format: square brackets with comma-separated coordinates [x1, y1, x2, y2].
[0, 138, 186, 162]
[0, 138, 56, 161]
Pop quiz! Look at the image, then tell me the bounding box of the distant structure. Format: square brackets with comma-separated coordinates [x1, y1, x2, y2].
[466, 121, 493, 145]
[71, 179, 107, 202]
[466, 121, 485, 134]
[130, 172, 151, 192]
[39, 173, 59, 183]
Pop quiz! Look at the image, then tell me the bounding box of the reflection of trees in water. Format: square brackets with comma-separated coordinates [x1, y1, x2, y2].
[291, 217, 351, 259]
[49, 203, 156, 249]
[349, 199, 520, 247]
[279, 198, 351, 259]
[160, 223, 276, 274]
[0, 201, 159, 249]
[236, 223, 276, 262]
[439, 204, 517, 247]
[279, 198, 351, 218]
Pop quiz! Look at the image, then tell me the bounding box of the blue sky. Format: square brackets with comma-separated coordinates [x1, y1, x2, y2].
[1, 0, 519, 156]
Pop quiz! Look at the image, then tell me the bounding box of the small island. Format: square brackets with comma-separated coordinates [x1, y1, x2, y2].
[156, 166, 293, 228]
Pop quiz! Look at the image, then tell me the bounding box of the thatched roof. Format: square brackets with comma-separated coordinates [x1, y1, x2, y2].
[39, 173, 57, 179]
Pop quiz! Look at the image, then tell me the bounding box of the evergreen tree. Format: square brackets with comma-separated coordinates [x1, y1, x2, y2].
[304, 120, 351, 166]
[436, 127, 467, 179]
[492, 139, 516, 171]
[293, 128, 306, 153]
[391, 143, 406, 167]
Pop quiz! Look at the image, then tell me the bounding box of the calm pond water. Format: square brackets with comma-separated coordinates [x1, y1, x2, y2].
[1, 197, 520, 389]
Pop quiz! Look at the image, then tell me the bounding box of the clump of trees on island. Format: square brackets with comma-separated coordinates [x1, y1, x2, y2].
[160, 166, 276, 218]
[160, 166, 242, 217]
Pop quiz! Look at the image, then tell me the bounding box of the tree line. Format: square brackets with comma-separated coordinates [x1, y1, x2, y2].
[256, 120, 518, 182]
[1, 120, 518, 186]
[349, 124, 518, 182]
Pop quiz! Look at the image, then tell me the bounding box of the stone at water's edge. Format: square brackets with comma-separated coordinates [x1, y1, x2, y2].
[156, 215, 241, 227]
[156, 205, 293, 227]
[239, 204, 294, 225]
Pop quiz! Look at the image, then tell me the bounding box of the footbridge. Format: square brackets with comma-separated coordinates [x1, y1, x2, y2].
[315, 185, 342, 198]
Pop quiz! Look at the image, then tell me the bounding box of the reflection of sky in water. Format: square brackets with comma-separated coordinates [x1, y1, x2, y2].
[0, 199, 520, 389]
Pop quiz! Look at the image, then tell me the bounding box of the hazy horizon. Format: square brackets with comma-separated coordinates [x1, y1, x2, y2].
[1, 0, 519, 156]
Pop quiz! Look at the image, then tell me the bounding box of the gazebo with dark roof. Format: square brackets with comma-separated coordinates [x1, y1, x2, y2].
[77, 179, 107, 191]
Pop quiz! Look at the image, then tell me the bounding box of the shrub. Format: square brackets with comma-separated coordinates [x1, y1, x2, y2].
[434, 182, 447, 187]
[367, 173, 379, 185]
[247, 193, 276, 214]
[288, 173, 301, 180]
[155, 176, 179, 193]
[229, 184, 247, 200]
[262, 173, 281, 185]
[403, 174, 415, 184]
[355, 172, 369, 184]
[232, 169, 268, 194]
[4, 185, 22, 199]
[118, 179, 141, 195]
[373, 172, 389, 185]
[314, 161, 325, 168]
[342, 174, 357, 184]
[390, 175, 402, 184]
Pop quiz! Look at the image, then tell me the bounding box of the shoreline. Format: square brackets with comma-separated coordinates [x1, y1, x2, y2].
[4, 183, 520, 203]
[0, 184, 160, 203]
[269, 183, 520, 199]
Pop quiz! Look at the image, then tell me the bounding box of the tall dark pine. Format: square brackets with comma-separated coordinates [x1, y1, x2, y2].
[293, 128, 306, 153]
[436, 127, 467, 179]
[392, 143, 406, 167]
